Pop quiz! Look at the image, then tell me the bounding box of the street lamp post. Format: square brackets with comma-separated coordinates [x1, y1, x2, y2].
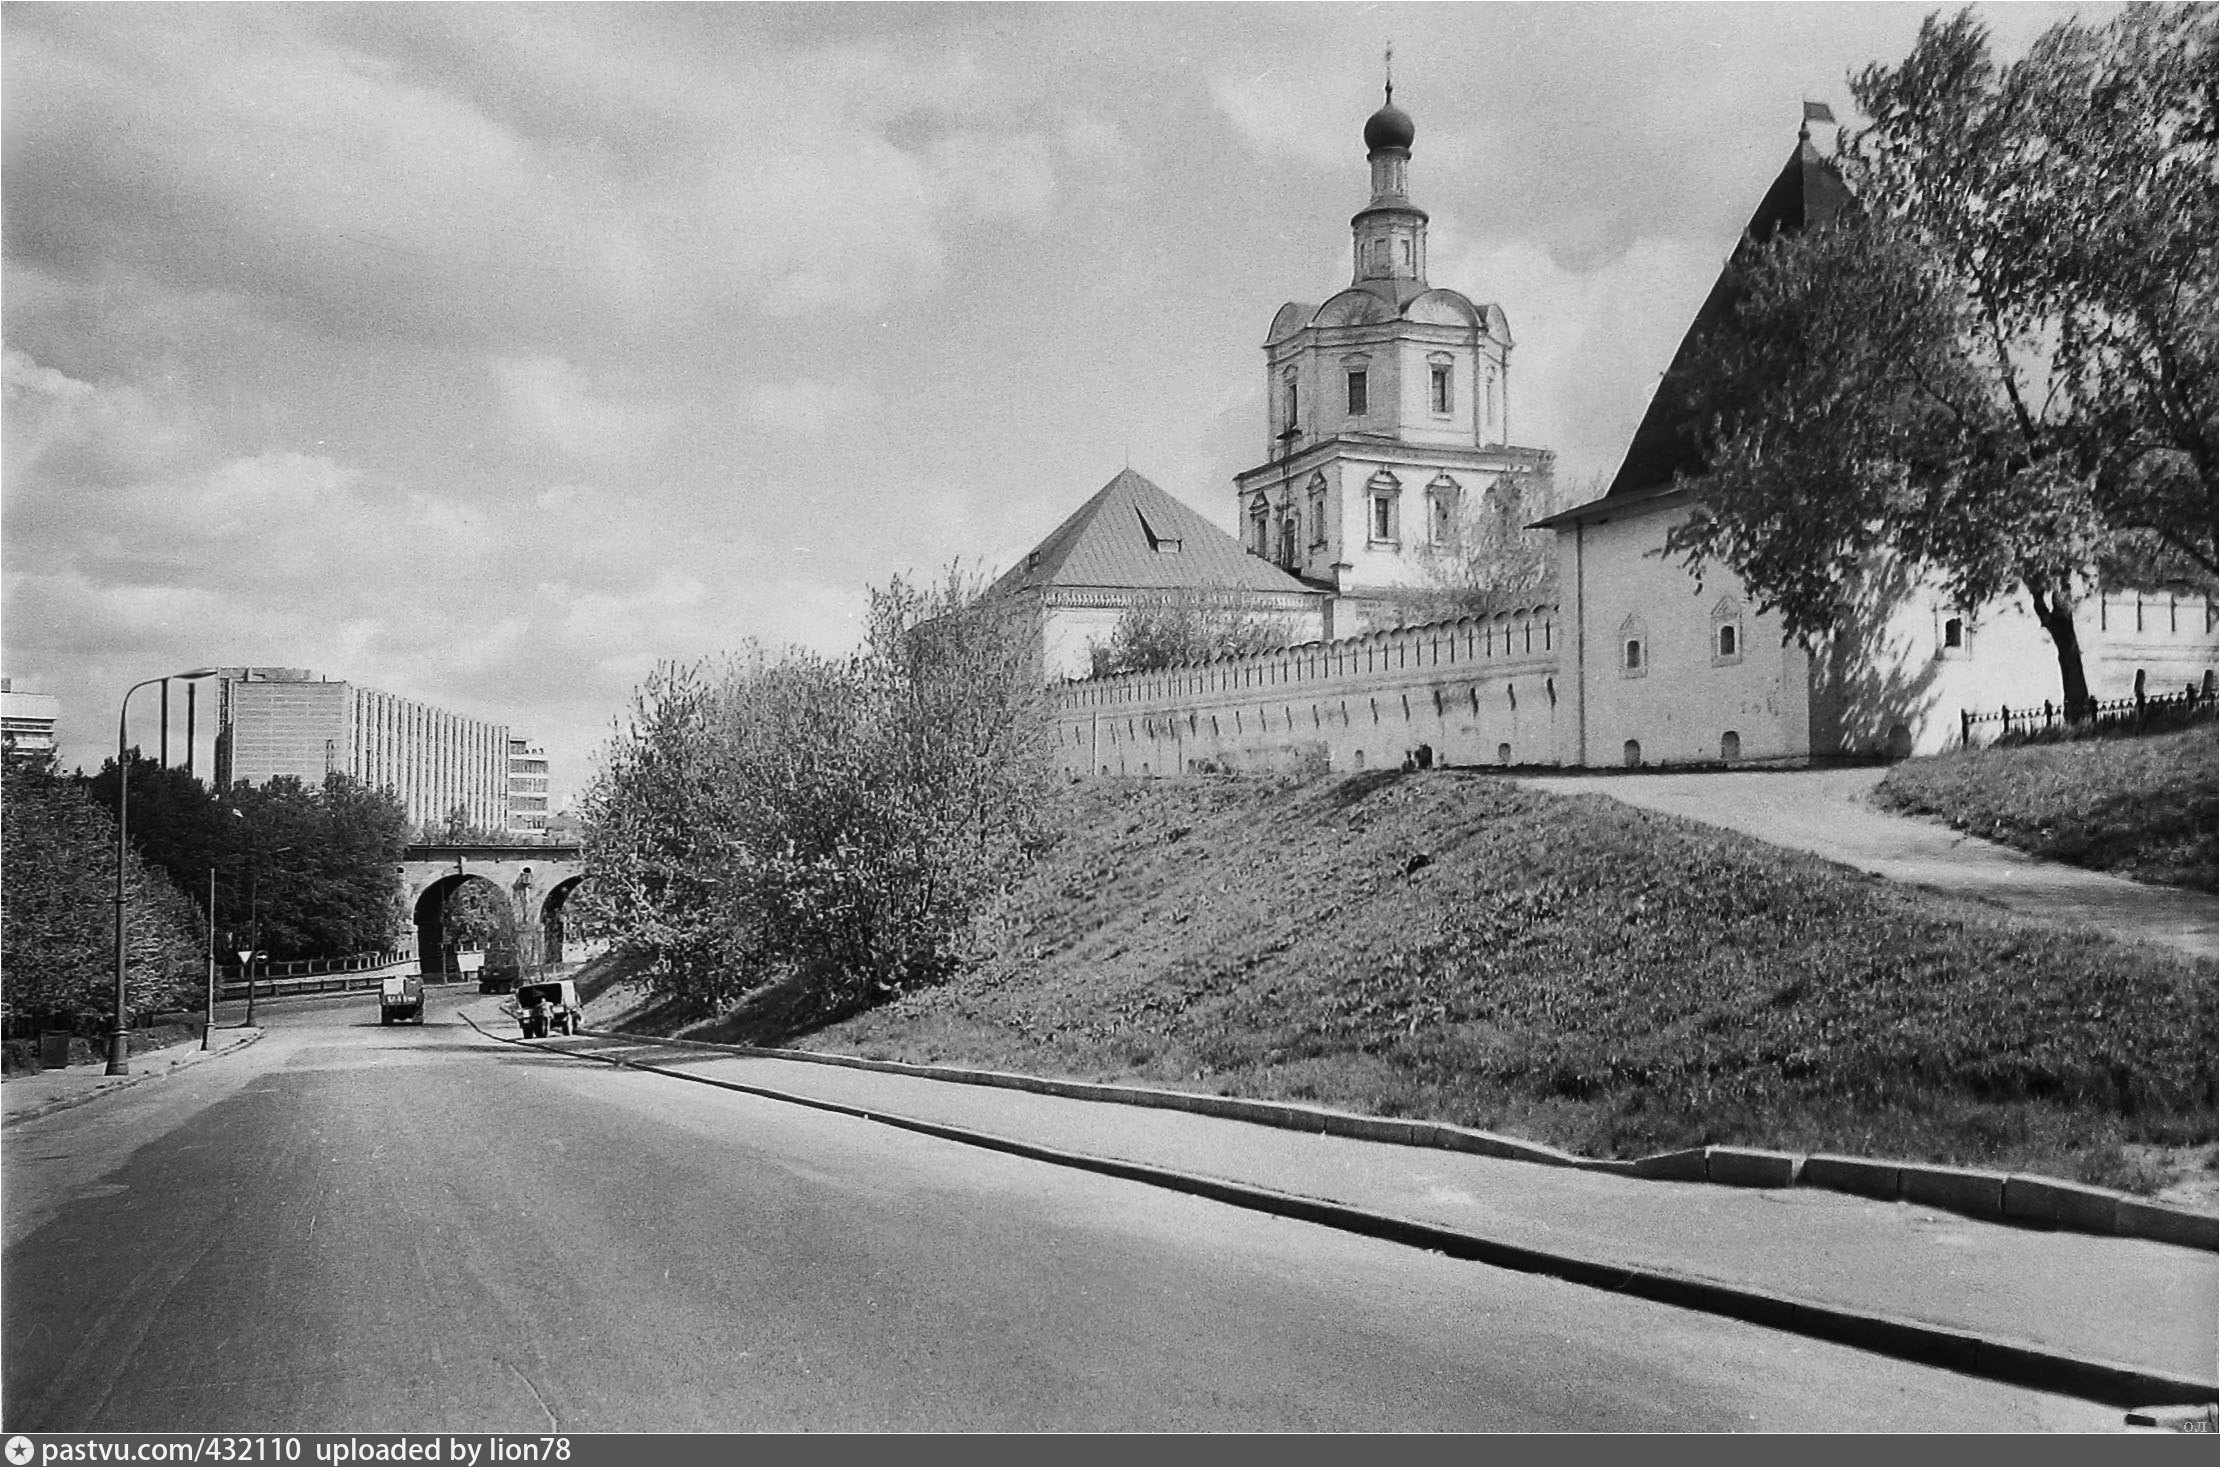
[240, 843, 296, 1029]
[111, 668, 219, 1077]
[203, 865, 217, 1051]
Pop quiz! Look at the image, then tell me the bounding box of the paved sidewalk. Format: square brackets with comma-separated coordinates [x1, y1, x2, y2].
[1514, 766, 2218, 961]
[1, 1027, 262, 1127]
[472, 1004, 2216, 1402]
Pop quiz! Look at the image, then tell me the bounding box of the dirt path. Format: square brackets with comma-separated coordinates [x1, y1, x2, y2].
[1513, 766, 2217, 963]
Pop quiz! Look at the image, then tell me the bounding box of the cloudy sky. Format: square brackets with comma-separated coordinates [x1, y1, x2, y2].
[3, 1, 2103, 809]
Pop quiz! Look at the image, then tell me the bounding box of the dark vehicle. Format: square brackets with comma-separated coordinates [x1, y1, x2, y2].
[379, 975, 425, 1025]
[515, 979, 581, 1039]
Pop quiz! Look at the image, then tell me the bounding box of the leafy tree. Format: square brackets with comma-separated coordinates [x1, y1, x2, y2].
[1088, 591, 1295, 677]
[1666, 4, 2216, 708]
[212, 774, 409, 961]
[3, 756, 202, 1029]
[418, 804, 516, 845]
[1379, 465, 1565, 628]
[578, 565, 1054, 1020]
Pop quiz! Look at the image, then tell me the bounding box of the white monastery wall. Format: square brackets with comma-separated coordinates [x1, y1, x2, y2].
[1054, 607, 1562, 778]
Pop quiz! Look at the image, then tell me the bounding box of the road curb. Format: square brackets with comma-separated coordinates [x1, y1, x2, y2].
[565, 1021, 2216, 1253]
[474, 1014, 2216, 1410]
[0, 1028, 265, 1129]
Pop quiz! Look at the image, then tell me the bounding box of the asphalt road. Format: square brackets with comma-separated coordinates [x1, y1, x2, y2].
[3, 991, 2120, 1431]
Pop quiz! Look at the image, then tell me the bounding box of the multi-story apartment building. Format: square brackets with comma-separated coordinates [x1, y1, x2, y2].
[507, 739, 550, 837]
[213, 668, 520, 831]
[1, 678, 61, 763]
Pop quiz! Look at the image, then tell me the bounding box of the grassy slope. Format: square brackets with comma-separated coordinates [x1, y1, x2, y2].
[1873, 726, 2218, 891]
[792, 771, 2215, 1189]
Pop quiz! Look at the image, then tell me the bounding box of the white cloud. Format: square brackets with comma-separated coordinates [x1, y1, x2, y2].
[491, 356, 674, 459]
[741, 379, 875, 438]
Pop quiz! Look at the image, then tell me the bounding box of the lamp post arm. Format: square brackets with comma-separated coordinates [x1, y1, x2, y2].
[109, 675, 166, 1076]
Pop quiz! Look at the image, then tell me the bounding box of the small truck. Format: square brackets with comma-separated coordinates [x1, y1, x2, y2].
[378, 974, 426, 1025]
[514, 978, 581, 1038]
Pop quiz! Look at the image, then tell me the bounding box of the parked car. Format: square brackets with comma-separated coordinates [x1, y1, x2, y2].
[514, 978, 581, 1038]
[378, 974, 425, 1025]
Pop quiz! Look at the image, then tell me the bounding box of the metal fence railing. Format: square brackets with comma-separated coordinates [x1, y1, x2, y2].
[1959, 683, 2216, 747]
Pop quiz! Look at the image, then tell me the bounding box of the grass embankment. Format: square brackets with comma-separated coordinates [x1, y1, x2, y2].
[1874, 726, 2217, 891]
[735, 771, 2215, 1194]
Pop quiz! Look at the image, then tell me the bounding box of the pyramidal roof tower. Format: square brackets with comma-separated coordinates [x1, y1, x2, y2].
[1596, 125, 1855, 501]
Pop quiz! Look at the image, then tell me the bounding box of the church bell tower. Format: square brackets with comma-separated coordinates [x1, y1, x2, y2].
[1233, 75, 1554, 633]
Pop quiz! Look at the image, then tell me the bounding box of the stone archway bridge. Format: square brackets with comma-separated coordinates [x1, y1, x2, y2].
[401, 842, 589, 978]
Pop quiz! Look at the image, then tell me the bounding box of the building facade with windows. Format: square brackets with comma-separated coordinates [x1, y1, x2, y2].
[508, 739, 551, 836]
[1233, 85, 1553, 639]
[214, 668, 520, 829]
[1, 678, 61, 763]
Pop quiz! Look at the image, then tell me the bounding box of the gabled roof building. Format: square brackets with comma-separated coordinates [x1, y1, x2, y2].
[992, 468, 1325, 681]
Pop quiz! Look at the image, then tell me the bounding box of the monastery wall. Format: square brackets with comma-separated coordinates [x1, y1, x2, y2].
[1052, 604, 1562, 777]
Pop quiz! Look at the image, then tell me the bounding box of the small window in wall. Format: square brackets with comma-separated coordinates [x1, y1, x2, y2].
[1623, 739, 1643, 768]
[1430, 494, 1453, 546]
[1284, 375, 1299, 432]
[1430, 364, 1453, 415]
[1346, 370, 1368, 416]
[1249, 498, 1270, 557]
[1496, 742, 1513, 766]
[1400, 239, 1412, 269]
[1711, 597, 1743, 666]
[1941, 615, 1967, 656]
[1353, 749, 1366, 770]
[1618, 615, 1649, 679]
[1720, 730, 1741, 762]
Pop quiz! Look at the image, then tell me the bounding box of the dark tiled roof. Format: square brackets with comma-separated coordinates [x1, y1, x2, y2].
[1602, 137, 1855, 500]
[990, 468, 1319, 599]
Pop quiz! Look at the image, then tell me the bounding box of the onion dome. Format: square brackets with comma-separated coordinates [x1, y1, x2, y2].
[1363, 100, 1414, 153]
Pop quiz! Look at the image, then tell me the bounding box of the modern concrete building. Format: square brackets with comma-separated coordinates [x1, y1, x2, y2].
[508, 739, 550, 836]
[214, 668, 518, 829]
[1, 678, 61, 763]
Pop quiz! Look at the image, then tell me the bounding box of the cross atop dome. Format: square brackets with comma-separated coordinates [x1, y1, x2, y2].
[1365, 43, 1415, 155]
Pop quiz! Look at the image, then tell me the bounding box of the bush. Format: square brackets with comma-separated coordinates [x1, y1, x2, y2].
[578, 567, 1056, 1019]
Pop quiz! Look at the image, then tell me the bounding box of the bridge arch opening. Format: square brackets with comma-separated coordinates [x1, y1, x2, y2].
[414, 872, 519, 988]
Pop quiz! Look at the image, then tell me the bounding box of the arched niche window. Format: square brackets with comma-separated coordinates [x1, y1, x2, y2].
[1249, 496, 1271, 557]
[1306, 472, 1328, 548]
[1282, 372, 1299, 435]
[1426, 474, 1460, 548]
[1366, 470, 1401, 545]
[1618, 614, 1649, 678]
[1939, 610, 1972, 660]
[1710, 596, 1744, 667]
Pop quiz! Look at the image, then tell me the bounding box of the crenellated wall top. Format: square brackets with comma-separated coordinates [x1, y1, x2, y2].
[1057, 603, 1561, 709]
